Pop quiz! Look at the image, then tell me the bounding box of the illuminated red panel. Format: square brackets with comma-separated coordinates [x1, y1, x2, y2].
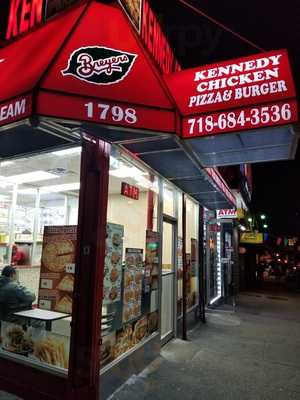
[6, 0, 43, 40]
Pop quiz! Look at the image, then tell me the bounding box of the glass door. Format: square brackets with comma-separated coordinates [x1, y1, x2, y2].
[161, 218, 176, 343]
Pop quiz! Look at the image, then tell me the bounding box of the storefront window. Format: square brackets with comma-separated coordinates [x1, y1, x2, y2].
[0, 147, 81, 373]
[177, 195, 183, 317]
[101, 151, 160, 368]
[163, 183, 175, 217]
[185, 197, 199, 311]
[0, 174, 14, 267]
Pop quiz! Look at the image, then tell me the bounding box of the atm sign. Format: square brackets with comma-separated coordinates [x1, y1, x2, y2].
[217, 209, 237, 219]
[121, 182, 139, 200]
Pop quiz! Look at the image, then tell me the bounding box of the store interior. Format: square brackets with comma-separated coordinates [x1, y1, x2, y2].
[0, 145, 200, 375]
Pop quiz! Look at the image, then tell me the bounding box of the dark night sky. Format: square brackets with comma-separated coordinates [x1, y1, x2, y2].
[152, 0, 300, 236]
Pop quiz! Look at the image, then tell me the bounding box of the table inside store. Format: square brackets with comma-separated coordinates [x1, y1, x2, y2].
[13, 309, 70, 331]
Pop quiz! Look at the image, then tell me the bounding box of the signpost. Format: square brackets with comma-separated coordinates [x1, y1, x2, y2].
[240, 232, 264, 244]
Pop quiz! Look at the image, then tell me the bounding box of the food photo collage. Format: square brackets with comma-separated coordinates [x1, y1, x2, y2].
[101, 225, 160, 367]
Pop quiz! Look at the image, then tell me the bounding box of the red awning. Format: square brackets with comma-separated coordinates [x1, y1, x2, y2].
[0, 1, 177, 133]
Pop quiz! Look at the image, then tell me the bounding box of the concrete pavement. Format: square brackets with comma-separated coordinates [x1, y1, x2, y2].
[109, 290, 300, 400]
[1, 290, 300, 399]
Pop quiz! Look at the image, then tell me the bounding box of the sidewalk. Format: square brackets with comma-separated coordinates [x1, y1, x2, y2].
[1, 291, 300, 400]
[108, 291, 300, 400]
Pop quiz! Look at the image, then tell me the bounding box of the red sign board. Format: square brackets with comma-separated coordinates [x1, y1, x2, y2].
[205, 167, 236, 207]
[0, 95, 32, 126]
[0, 0, 80, 45]
[37, 92, 175, 133]
[183, 99, 298, 138]
[121, 182, 140, 200]
[141, 0, 181, 74]
[166, 50, 296, 115]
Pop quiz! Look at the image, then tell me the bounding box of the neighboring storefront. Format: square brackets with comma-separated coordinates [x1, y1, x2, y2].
[203, 208, 239, 306]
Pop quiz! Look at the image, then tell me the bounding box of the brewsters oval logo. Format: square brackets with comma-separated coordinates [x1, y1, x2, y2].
[62, 46, 138, 85]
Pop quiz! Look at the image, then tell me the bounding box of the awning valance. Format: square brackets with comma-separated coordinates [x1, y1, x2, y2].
[0, 1, 177, 134]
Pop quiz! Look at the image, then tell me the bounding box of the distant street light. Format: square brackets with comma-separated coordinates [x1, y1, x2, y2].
[263, 224, 268, 229]
[248, 217, 252, 222]
[260, 214, 266, 220]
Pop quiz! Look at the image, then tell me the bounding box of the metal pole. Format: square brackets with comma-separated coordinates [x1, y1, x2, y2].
[8, 184, 18, 264]
[182, 193, 187, 340]
[198, 205, 206, 323]
[31, 188, 40, 266]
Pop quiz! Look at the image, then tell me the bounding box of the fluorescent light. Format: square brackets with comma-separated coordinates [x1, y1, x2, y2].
[109, 165, 146, 179]
[41, 182, 80, 193]
[0, 161, 14, 167]
[52, 147, 81, 156]
[17, 188, 38, 195]
[210, 295, 222, 305]
[0, 180, 12, 188]
[4, 171, 59, 184]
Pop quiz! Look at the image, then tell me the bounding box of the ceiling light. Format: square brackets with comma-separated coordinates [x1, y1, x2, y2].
[52, 147, 82, 156]
[17, 188, 38, 195]
[109, 165, 146, 179]
[0, 161, 14, 167]
[41, 182, 80, 193]
[3, 171, 59, 184]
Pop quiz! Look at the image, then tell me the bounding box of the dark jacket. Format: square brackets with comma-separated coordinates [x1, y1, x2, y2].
[0, 276, 36, 322]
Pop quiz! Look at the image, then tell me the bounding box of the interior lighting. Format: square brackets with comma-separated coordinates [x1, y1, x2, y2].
[2, 171, 59, 184]
[0, 161, 14, 167]
[17, 188, 38, 195]
[52, 147, 82, 156]
[40, 183, 80, 193]
[109, 165, 146, 179]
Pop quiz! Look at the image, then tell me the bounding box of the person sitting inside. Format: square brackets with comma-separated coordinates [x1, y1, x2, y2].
[0, 266, 36, 323]
[11, 244, 25, 266]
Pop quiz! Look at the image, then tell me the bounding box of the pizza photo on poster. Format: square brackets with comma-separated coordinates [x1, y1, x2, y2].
[38, 226, 77, 314]
[119, 0, 142, 31]
[103, 223, 124, 305]
[123, 248, 144, 324]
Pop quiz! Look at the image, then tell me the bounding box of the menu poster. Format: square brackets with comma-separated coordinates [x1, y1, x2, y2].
[123, 248, 144, 323]
[191, 238, 198, 277]
[177, 237, 183, 280]
[145, 231, 160, 291]
[1, 321, 69, 369]
[39, 226, 77, 314]
[103, 223, 124, 305]
[147, 311, 159, 334]
[185, 253, 192, 294]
